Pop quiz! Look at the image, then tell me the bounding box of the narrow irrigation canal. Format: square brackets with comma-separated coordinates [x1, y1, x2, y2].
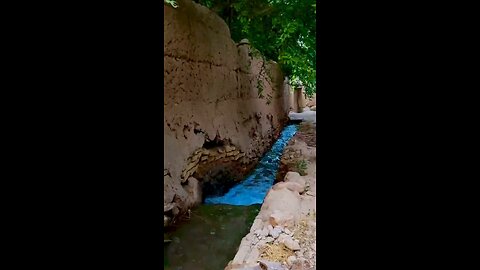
[164, 124, 298, 270]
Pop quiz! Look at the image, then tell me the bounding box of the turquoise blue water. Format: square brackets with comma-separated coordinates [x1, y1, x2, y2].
[204, 124, 298, 206]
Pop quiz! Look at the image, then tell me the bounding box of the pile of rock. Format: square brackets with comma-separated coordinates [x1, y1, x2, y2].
[226, 130, 317, 270]
[164, 176, 202, 227]
[225, 171, 315, 270]
[165, 144, 252, 227]
[180, 145, 247, 182]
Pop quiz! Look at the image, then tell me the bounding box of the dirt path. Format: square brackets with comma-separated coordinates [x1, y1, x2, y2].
[225, 122, 316, 270]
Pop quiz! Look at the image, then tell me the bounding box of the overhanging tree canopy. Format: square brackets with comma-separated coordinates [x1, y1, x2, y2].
[166, 0, 317, 96]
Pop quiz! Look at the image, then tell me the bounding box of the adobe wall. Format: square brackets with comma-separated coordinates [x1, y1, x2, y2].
[164, 0, 290, 225]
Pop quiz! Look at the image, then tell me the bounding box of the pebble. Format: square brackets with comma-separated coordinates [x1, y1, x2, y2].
[287, 256, 297, 266]
[164, 202, 176, 212]
[258, 260, 284, 270]
[284, 238, 300, 251]
[269, 226, 282, 238]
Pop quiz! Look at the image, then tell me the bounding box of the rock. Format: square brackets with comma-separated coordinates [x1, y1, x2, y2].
[232, 242, 251, 264]
[287, 256, 297, 266]
[311, 106, 316, 111]
[255, 227, 268, 238]
[164, 202, 176, 212]
[256, 239, 267, 249]
[269, 226, 282, 238]
[192, 152, 202, 161]
[277, 234, 288, 244]
[272, 182, 304, 194]
[185, 177, 202, 207]
[269, 210, 294, 228]
[257, 260, 286, 270]
[261, 227, 269, 237]
[225, 145, 236, 152]
[277, 234, 300, 251]
[284, 172, 306, 188]
[184, 164, 199, 180]
[290, 258, 308, 270]
[244, 247, 260, 264]
[172, 205, 179, 216]
[283, 238, 300, 251]
[234, 152, 245, 160]
[249, 218, 264, 233]
[284, 228, 292, 235]
[260, 188, 301, 227]
[265, 236, 274, 243]
[184, 158, 199, 172]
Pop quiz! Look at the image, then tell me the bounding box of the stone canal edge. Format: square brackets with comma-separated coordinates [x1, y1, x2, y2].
[226, 122, 317, 270]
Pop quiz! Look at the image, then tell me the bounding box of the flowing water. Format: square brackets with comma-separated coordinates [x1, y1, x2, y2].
[204, 124, 298, 205]
[164, 124, 298, 270]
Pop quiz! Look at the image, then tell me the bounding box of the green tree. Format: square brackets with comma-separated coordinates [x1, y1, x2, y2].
[194, 0, 316, 96]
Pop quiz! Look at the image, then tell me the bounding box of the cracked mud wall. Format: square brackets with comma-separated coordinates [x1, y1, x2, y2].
[164, 0, 290, 221]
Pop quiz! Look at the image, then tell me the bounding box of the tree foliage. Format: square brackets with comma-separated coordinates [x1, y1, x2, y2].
[194, 0, 316, 96]
[164, 0, 178, 8]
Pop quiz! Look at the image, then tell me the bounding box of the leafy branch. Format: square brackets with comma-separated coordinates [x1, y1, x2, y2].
[164, 0, 178, 8]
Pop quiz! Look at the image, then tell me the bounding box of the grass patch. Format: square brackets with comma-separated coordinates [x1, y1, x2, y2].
[295, 160, 308, 176]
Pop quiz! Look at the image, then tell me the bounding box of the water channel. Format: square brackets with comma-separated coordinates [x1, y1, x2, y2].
[164, 124, 298, 270]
